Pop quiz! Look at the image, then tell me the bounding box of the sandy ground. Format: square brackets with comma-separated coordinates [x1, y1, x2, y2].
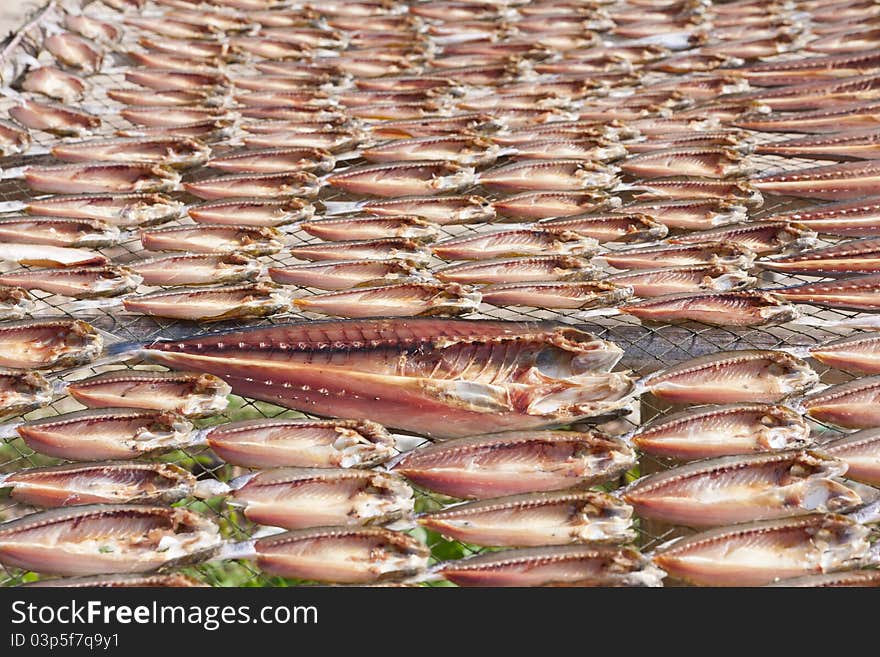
[0, 2, 43, 37]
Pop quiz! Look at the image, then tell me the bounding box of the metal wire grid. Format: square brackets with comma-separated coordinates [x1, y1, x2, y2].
[0, 0, 871, 586]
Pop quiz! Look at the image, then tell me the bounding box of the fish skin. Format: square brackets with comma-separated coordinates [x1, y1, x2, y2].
[1, 461, 196, 507]
[756, 197, 880, 237]
[436, 545, 663, 587]
[0, 217, 119, 249]
[602, 242, 756, 271]
[293, 282, 480, 318]
[140, 319, 633, 438]
[0, 319, 101, 370]
[392, 431, 637, 499]
[269, 260, 423, 291]
[205, 147, 335, 175]
[801, 375, 880, 429]
[288, 237, 430, 263]
[25, 163, 179, 194]
[758, 237, 880, 276]
[20, 67, 85, 103]
[619, 290, 799, 326]
[9, 100, 99, 137]
[652, 514, 873, 586]
[360, 195, 496, 224]
[327, 161, 475, 197]
[205, 418, 396, 469]
[130, 253, 260, 286]
[435, 255, 598, 285]
[478, 159, 618, 192]
[140, 225, 283, 255]
[754, 128, 880, 161]
[772, 272, 880, 311]
[816, 428, 880, 485]
[0, 266, 140, 299]
[538, 213, 668, 243]
[433, 229, 599, 260]
[68, 371, 230, 417]
[644, 349, 819, 405]
[607, 264, 755, 298]
[0, 119, 30, 156]
[668, 221, 817, 255]
[620, 147, 750, 179]
[810, 331, 880, 374]
[631, 403, 812, 460]
[623, 450, 860, 527]
[418, 490, 635, 547]
[299, 215, 439, 242]
[0, 370, 53, 418]
[752, 160, 880, 200]
[230, 468, 414, 529]
[0, 504, 220, 576]
[122, 283, 290, 322]
[253, 526, 429, 584]
[51, 136, 212, 168]
[189, 198, 313, 227]
[481, 280, 632, 310]
[183, 171, 320, 200]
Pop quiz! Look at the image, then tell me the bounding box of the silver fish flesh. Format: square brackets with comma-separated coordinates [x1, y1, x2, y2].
[189, 198, 313, 227]
[327, 161, 475, 197]
[754, 128, 880, 161]
[479, 160, 618, 192]
[293, 282, 480, 318]
[122, 283, 290, 321]
[623, 450, 859, 527]
[653, 514, 874, 586]
[643, 349, 819, 404]
[668, 221, 817, 255]
[621, 147, 750, 179]
[138, 319, 634, 438]
[0, 370, 53, 418]
[205, 418, 396, 469]
[9, 100, 99, 137]
[759, 238, 880, 276]
[25, 163, 179, 194]
[625, 179, 763, 204]
[0, 119, 30, 156]
[818, 429, 880, 486]
[436, 545, 663, 587]
[619, 290, 799, 326]
[810, 332, 880, 374]
[359, 195, 495, 224]
[631, 403, 812, 459]
[23, 193, 183, 227]
[752, 161, 880, 200]
[481, 280, 632, 310]
[773, 273, 880, 311]
[418, 490, 635, 547]
[205, 147, 335, 174]
[433, 229, 599, 260]
[0, 217, 118, 248]
[130, 252, 260, 287]
[17, 408, 194, 461]
[288, 238, 430, 263]
[269, 260, 423, 291]
[607, 264, 755, 298]
[602, 242, 756, 270]
[20, 67, 85, 103]
[68, 371, 230, 417]
[0, 462, 196, 507]
[0, 266, 140, 299]
[0, 319, 101, 370]
[392, 431, 636, 499]
[435, 256, 598, 285]
[492, 191, 618, 221]
[252, 526, 429, 583]
[0, 505, 219, 576]
[539, 213, 668, 243]
[51, 137, 211, 168]
[229, 468, 413, 529]
[801, 376, 880, 429]
[757, 198, 880, 237]
[140, 225, 283, 255]
[360, 135, 500, 167]
[299, 216, 438, 242]
[45, 33, 103, 73]
[183, 171, 320, 200]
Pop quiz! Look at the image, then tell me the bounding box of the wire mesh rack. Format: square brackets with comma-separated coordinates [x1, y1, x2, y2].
[0, 0, 871, 586]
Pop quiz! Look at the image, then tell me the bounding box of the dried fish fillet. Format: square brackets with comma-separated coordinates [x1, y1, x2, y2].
[45, 33, 103, 73]
[643, 350, 819, 404]
[65, 13, 122, 43]
[0, 462, 196, 507]
[437, 545, 663, 587]
[252, 526, 428, 583]
[288, 238, 429, 263]
[107, 88, 219, 107]
[392, 431, 637, 499]
[433, 229, 599, 261]
[481, 280, 631, 310]
[52, 137, 211, 168]
[419, 491, 635, 547]
[631, 403, 812, 460]
[669, 222, 817, 255]
[206, 147, 335, 175]
[269, 260, 422, 291]
[755, 128, 880, 161]
[68, 371, 230, 417]
[624, 179, 763, 204]
[120, 106, 228, 129]
[620, 290, 798, 326]
[810, 332, 880, 374]
[25, 163, 179, 194]
[759, 238, 880, 276]
[621, 147, 749, 179]
[0, 370, 52, 418]
[0, 266, 139, 299]
[294, 282, 479, 318]
[189, 199, 313, 227]
[0, 119, 30, 156]
[327, 161, 475, 197]
[131, 252, 259, 287]
[511, 138, 627, 163]
[0, 505, 219, 576]
[435, 256, 598, 285]
[752, 161, 880, 200]
[0, 286, 32, 320]
[140, 225, 283, 255]
[139, 319, 634, 438]
[9, 100, 99, 137]
[624, 451, 859, 527]
[229, 468, 413, 529]
[0, 320, 101, 370]
[818, 429, 880, 485]
[624, 130, 747, 154]
[300, 216, 439, 242]
[492, 191, 617, 221]
[361, 135, 501, 166]
[801, 376, 880, 429]
[607, 264, 754, 298]
[20, 67, 85, 103]
[26, 573, 205, 587]
[123, 283, 290, 322]
[736, 100, 880, 134]
[478, 159, 618, 192]
[23, 193, 182, 227]
[0, 244, 106, 268]
[602, 242, 756, 271]
[125, 68, 227, 92]
[766, 570, 880, 587]
[183, 171, 320, 200]
[652, 514, 872, 586]
[359, 195, 495, 224]
[206, 418, 395, 469]
[0, 217, 119, 248]
[539, 213, 668, 243]
[773, 273, 880, 311]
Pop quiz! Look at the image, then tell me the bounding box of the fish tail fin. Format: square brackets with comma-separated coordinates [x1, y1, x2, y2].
[192, 478, 231, 499]
[212, 540, 257, 562]
[105, 339, 145, 359]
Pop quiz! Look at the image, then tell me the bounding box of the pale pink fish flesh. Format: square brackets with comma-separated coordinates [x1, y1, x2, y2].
[205, 418, 396, 469]
[0, 319, 101, 370]
[125, 68, 227, 92]
[625, 179, 764, 204]
[0, 505, 219, 576]
[299, 215, 439, 242]
[481, 280, 632, 310]
[361, 135, 501, 166]
[433, 229, 599, 260]
[619, 198, 748, 230]
[810, 332, 880, 374]
[65, 13, 122, 43]
[130, 252, 260, 286]
[51, 136, 212, 168]
[293, 282, 480, 318]
[539, 213, 668, 243]
[0, 370, 53, 417]
[643, 349, 819, 405]
[359, 195, 495, 224]
[0, 266, 140, 299]
[204, 147, 335, 174]
[189, 198, 313, 227]
[269, 259, 422, 291]
[140, 225, 282, 255]
[20, 67, 85, 103]
[183, 171, 320, 200]
[327, 161, 475, 197]
[24, 193, 182, 227]
[479, 159, 618, 192]
[25, 163, 180, 194]
[244, 130, 361, 152]
[511, 138, 628, 162]
[758, 237, 880, 276]
[107, 88, 220, 107]
[68, 370, 230, 417]
[621, 147, 749, 179]
[123, 283, 290, 321]
[9, 100, 99, 137]
[0, 244, 107, 268]
[773, 272, 880, 311]
[669, 221, 817, 255]
[752, 161, 880, 200]
[435, 255, 598, 285]
[17, 407, 194, 460]
[735, 99, 880, 134]
[607, 265, 756, 298]
[288, 237, 430, 263]
[754, 128, 880, 161]
[801, 375, 880, 429]
[120, 106, 228, 128]
[619, 291, 799, 326]
[817, 428, 880, 485]
[757, 198, 880, 237]
[45, 33, 103, 73]
[492, 191, 617, 221]
[631, 403, 812, 460]
[624, 130, 747, 154]
[602, 242, 756, 271]
[0, 217, 119, 248]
